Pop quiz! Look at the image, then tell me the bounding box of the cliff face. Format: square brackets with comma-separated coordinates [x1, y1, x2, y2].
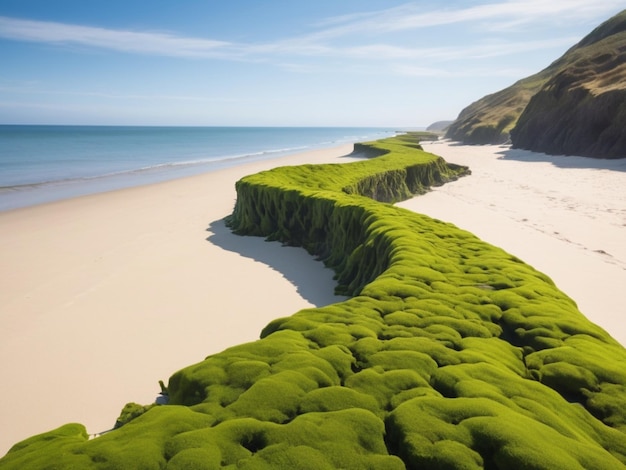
[511, 24, 626, 158]
[446, 9, 626, 158]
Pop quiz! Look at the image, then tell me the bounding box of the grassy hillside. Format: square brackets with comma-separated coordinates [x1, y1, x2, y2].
[2, 134, 626, 469]
[445, 71, 551, 144]
[446, 9, 626, 148]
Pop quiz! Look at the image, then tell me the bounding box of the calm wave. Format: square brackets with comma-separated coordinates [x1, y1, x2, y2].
[0, 126, 397, 211]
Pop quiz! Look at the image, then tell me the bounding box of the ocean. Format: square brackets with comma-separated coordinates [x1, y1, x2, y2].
[0, 125, 398, 211]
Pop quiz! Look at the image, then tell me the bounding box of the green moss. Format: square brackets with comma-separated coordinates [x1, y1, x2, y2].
[225, 360, 272, 389]
[115, 402, 156, 428]
[3, 132, 626, 469]
[1, 424, 92, 469]
[388, 396, 625, 469]
[298, 386, 380, 415]
[226, 370, 317, 423]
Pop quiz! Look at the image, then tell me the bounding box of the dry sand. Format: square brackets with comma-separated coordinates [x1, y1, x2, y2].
[1, 139, 625, 456]
[399, 140, 626, 347]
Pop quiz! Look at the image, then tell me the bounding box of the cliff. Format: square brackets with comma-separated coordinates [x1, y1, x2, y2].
[446, 9, 626, 157]
[510, 12, 626, 158]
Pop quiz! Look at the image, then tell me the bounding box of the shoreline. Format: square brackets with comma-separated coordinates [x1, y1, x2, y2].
[1, 139, 624, 455]
[0, 126, 397, 213]
[0, 146, 352, 213]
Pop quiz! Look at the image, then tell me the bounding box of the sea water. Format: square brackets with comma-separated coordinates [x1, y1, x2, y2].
[0, 126, 397, 211]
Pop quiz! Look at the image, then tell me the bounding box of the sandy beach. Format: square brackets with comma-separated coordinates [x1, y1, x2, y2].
[1, 140, 625, 456]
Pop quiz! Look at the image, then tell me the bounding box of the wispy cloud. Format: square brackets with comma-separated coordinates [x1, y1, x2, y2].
[0, 0, 621, 63]
[310, 0, 624, 38]
[0, 16, 231, 58]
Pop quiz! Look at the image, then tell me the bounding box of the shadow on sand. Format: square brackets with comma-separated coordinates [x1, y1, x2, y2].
[206, 218, 347, 308]
[496, 147, 626, 172]
[437, 140, 626, 171]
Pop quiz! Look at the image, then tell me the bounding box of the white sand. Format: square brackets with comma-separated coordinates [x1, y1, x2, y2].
[1, 139, 625, 456]
[0, 145, 356, 455]
[398, 140, 626, 347]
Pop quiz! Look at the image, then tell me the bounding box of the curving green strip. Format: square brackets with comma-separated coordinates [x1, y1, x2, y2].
[3, 134, 626, 469]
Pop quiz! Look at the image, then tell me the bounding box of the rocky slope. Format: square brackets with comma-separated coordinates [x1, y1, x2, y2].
[445, 9, 626, 157]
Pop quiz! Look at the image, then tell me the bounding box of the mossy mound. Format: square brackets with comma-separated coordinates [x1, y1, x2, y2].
[2, 134, 626, 469]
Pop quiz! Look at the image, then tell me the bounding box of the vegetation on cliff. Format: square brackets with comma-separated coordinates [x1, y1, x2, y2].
[2, 134, 626, 469]
[444, 72, 549, 145]
[445, 8, 626, 156]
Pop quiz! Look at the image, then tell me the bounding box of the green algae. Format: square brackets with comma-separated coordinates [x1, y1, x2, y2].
[2, 133, 626, 469]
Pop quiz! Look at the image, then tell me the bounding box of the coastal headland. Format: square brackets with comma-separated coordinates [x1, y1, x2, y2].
[1, 134, 625, 467]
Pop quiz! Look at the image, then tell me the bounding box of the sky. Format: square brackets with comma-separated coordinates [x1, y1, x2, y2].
[0, 1, 624, 127]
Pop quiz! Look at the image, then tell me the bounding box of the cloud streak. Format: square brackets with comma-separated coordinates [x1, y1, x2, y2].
[312, 0, 624, 38]
[0, 16, 231, 58]
[0, 0, 621, 64]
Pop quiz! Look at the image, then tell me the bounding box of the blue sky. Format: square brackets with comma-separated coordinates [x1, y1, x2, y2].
[0, 1, 623, 127]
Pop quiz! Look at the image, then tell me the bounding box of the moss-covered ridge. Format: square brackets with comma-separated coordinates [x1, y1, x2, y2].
[3, 134, 626, 469]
